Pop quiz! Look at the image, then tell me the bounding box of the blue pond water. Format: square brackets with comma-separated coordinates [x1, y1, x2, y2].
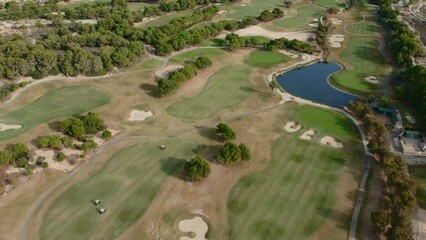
[276, 62, 358, 108]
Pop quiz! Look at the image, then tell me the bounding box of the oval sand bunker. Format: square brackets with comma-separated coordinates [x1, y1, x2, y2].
[179, 216, 208, 240]
[284, 121, 302, 132]
[0, 123, 22, 131]
[320, 136, 343, 148]
[128, 110, 153, 121]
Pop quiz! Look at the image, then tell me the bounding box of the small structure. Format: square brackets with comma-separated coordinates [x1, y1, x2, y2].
[93, 199, 101, 205]
[97, 208, 106, 214]
[400, 130, 426, 156]
[159, 145, 166, 150]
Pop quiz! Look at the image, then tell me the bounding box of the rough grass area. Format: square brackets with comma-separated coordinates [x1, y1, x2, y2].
[169, 48, 225, 64]
[273, 5, 324, 30]
[245, 50, 290, 67]
[314, 0, 345, 8]
[39, 139, 198, 240]
[228, 107, 362, 240]
[167, 64, 252, 119]
[0, 85, 111, 141]
[331, 36, 385, 95]
[225, 0, 283, 20]
[131, 58, 164, 71]
[409, 166, 426, 209]
[345, 18, 379, 35]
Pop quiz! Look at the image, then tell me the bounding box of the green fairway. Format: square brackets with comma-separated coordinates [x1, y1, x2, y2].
[273, 5, 325, 30]
[228, 107, 362, 240]
[169, 48, 226, 64]
[345, 19, 379, 35]
[131, 58, 164, 71]
[146, 11, 193, 27]
[39, 139, 198, 240]
[167, 64, 252, 119]
[245, 50, 290, 67]
[408, 166, 426, 209]
[314, 0, 345, 8]
[225, 0, 283, 20]
[0, 85, 111, 141]
[331, 36, 385, 95]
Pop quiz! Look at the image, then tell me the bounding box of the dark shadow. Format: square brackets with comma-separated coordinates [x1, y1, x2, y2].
[47, 121, 62, 132]
[30, 138, 40, 148]
[139, 83, 158, 98]
[194, 125, 218, 141]
[239, 86, 270, 97]
[196, 144, 222, 163]
[159, 157, 186, 176]
[316, 207, 349, 230]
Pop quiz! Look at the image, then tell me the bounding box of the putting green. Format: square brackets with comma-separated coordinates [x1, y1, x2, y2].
[273, 5, 324, 30]
[225, 0, 283, 20]
[331, 36, 385, 95]
[245, 50, 290, 68]
[39, 139, 198, 240]
[169, 48, 225, 64]
[0, 85, 111, 141]
[228, 107, 362, 240]
[167, 64, 252, 119]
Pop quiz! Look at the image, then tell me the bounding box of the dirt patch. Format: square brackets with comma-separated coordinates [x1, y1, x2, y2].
[34, 149, 73, 172]
[0, 124, 22, 131]
[300, 129, 316, 140]
[284, 121, 302, 132]
[320, 136, 343, 148]
[128, 110, 153, 121]
[364, 76, 380, 84]
[331, 17, 344, 25]
[279, 50, 299, 58]
[155, 65, 183, 79]
[328, 34, 345, 48]
[179, 216, 208, 240]
[218, 25, 314, 41]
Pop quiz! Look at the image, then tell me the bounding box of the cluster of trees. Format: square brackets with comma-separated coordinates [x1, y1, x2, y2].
[184, 155, 211, 181]
[399, 66, 426, 125]
[265, 37, 316, 53]
[157, 56, 212, 96]
[0, 143, 31, 170]
[258, 8, 284, 22]
[0, 81, 29, 101]
[60, 112, 106, 138]
[2, 1, 60, 20]
[348, 99, 415, 240]
[223, 33, 261, 50]
[215, 123, 251, 164]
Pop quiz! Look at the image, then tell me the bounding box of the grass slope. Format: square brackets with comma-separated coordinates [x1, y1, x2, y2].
[228, 107, 362, 240]
[331, 36, 385, 95]
[225, 0, 283, 20]
[245, 50, 290, 67]
[39, 139, 198, 240]
[0, 85, 111, 141]
[167, 64, 252, 119]
[273, 5, 325, 30]
[345, 20, 379, 35]
[169, 48, 225, 64]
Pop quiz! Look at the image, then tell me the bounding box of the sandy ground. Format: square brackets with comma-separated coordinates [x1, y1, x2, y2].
[217, 25, 314, 41]
[364, 76, 380, 84]
[279, 50, 299, 58]
[155, 64, 183, 79]
[128, 110, 153, 121]
[320, 136, 343, 148]
[284, 121, 302, 132]
[331, 17, 344, 25]
[0, 123, 22, 131]
[300, 129, 316, 140]
[328, 34, 345, 48]
[179, 216, 208, 240]
[217, 10, 229, 15]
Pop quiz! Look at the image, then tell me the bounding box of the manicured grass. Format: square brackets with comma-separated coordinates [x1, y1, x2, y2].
[146, 11, 192, 27]
[228, 107, 362, 240]
[345, 20, 379, 35]
[245, 50, 290, 68]
[167, 64, 252, 119]
[331, 36, 386, 95]
[39, 139, 198, 240]
[225, 0, 283, 20]
[131, 58, 164, 71]
[200, 36, 271, 47]
[273, 5, 325, 30]
[169, 48, 225, 64]
[314, 0, 345, 8]
[409, 166, 426, 209]
[0, 85, 111, 141]
[60, 0, 110, 9]
[127, 2, 156, 11]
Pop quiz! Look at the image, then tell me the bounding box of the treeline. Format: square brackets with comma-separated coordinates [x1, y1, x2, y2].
[0, 81, 30, 101]
[223, 33, 262, 50]
[348, 99, 415, 240]
[157, 56, 212, 96]
[265, 37, 316, 53]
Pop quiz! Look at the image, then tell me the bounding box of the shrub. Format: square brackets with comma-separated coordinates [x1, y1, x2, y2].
[38, 135, 62, 149]
[0, 151, 12, 165]
[57, 152, 65, 162]
[217, 142, 241, 164]
[80, 112, 106, 134]
[184, 155, 211, 181]
[239, 143, 251, 161]
[216, 123, 236, 141]
[36, 156, 46, 166]
[41, 161, 49, 169]
[61, 118, 85, 137]
[102, 130, 112, 139]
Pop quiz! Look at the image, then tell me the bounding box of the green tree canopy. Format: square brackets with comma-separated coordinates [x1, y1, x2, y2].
[217, 142, 241, 164]
[184, 155, 211, 181]
[216, 123, 236, 142]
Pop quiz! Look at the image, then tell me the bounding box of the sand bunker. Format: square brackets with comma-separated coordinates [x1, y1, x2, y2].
[128, 110, 153, 121]
[155, 64, 183, 78]
[218, 25, 314, 41]
[308, 23, 319, 27]
[279, 50, 299, 58]
[284, 122, 302, 132]
[300, 129, 316, 140]
[328, 34, 345, 48]
[365, 76, 380, 84]
[0, 123, 22, 131]
[217, 10, 228, 15]
[179, 217, 208, 240]
[331, 17, 343, 25]
[320, 136, 343, 148]
[240, 3, 247, 6]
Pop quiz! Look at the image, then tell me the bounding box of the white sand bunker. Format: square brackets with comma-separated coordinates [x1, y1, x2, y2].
[284, 122, 302, 132]
[308, 23, 319, 27]
[300, 129, 316, 140]
[219, 25, 314, 41]
[0, 123, 22, 131]
[279, 50, 299, 58]
[240, 3, 247, 6]
[179, 217, 208, 240]
[128, 110, 153, 121]
[217, 10, 228, 15]
[328, 34, 345, 48]
[331, 17, 343, 25]
[365, 76, 380, 84]
[155, 64, 183, 78]
[320, 136, 343, 148]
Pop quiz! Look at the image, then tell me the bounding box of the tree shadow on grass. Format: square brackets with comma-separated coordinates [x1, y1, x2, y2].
[239, 86, 270, 97]
[316, 207, 349, 230]
[159, 157, 186, 178]
[48, 121, 62, 132]
[194, 125, 218, 141]
[139, 83, 158, 98]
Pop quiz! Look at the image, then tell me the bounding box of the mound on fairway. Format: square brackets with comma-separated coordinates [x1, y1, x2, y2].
[273, 5, 324, 30]
[245, 51, 290, 68]
[0, 85, 111, 141]
[167, 64, 252, 119]
[228, 107, 362, 240]
[38, 139, 198, 240]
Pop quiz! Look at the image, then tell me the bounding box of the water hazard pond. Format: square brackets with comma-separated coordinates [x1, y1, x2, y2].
[276, 61, 357, 108]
